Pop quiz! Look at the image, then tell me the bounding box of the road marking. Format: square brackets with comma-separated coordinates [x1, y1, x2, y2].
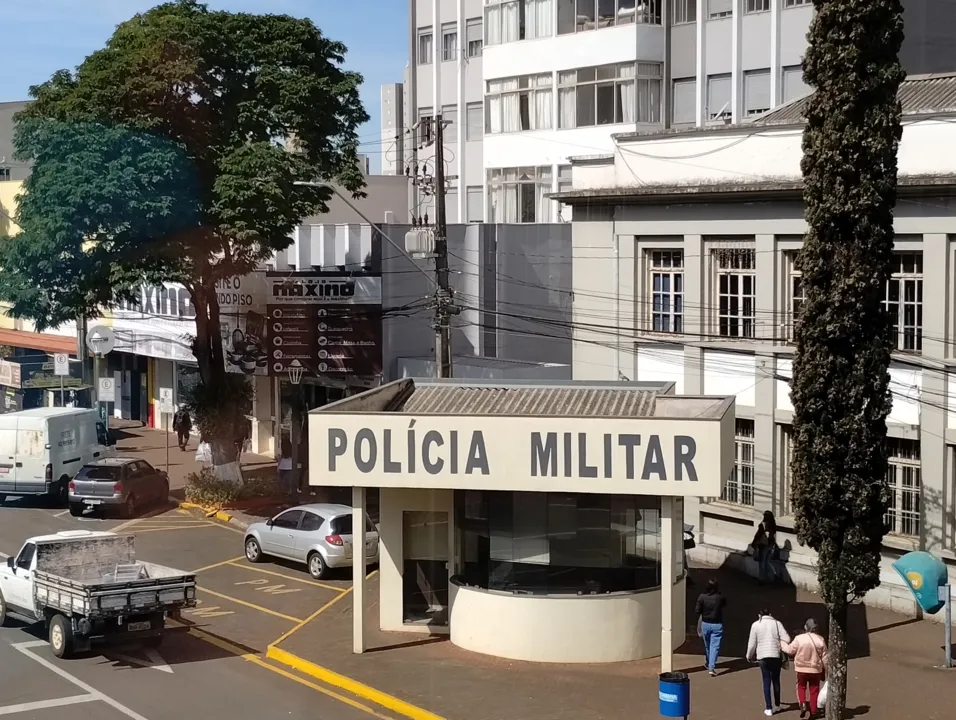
[0, 694, 98, 716]
[131, 523, 218, 534]
[192, 556, 247, 574]
[235, 578, 301, 595]
[0, 550, 8, 558]
[227, 561, 348, 592]
[177, 508, 189, 515]
[198, 588, 303, 622]
[271, 569, 378, 647]
[181, 600, 235, 619]
[13, 641, 152, 720]
[52, 509, 70, 518]
[106, 648, 173, 674]
[165, 620, 393, 720]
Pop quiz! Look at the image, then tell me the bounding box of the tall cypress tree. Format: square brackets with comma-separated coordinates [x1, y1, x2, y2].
[790, 1, 904, 718]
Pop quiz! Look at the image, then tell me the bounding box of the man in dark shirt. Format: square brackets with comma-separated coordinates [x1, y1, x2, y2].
[695, 579, 727, 676]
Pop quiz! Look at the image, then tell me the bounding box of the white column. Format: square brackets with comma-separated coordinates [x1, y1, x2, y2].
[433, 0, 442, 115]
[352, 486, 367, 654]
[695, 10, 705, 126]
[731, 0, 742, 124]
[769, 0, 781, 107]
[661, 496, 675, 673]
[457, 0, 466, 224]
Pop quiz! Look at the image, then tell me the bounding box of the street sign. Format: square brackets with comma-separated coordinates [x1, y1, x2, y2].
[98, 377, 116, 403]
[86, 325, 116, 355]
[158, 387, 174, 415]
[53, 353, 70, 376]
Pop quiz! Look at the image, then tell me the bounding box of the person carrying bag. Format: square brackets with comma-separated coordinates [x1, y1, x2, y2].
[782, 618, 828, 719]
[747, 608, 792, 716]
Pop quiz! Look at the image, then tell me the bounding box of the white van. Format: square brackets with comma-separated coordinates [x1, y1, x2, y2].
[0, 408, 116, 505]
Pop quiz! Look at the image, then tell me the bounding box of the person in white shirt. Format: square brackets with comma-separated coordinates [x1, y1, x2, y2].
[746, 608, 791, 716]
[277, 436, 295, 496]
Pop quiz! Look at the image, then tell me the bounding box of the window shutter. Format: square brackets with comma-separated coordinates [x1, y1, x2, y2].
[744, 70, 771, 114]
[672, 79, 696, 124]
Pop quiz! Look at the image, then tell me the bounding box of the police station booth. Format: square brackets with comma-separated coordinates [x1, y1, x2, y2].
[308, 378, 735, 670]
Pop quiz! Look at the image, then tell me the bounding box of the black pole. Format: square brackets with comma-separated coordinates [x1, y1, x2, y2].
[433, 113, 452, 379]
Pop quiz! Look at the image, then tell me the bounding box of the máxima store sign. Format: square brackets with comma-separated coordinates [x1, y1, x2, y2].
[310, 416, 729, 498]
[267, 272, 381, 305]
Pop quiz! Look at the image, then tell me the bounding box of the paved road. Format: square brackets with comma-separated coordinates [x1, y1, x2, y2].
[0, 496, 390, 720]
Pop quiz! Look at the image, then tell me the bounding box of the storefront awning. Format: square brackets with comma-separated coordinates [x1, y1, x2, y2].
[0, 329, 78, 355]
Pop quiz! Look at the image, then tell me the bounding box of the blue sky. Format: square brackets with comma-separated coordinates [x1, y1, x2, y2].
[0, 0, 408, 172]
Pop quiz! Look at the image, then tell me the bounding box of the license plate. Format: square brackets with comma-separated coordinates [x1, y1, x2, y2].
[85, 499, 103, 505]
[127, 621, 151, 632]
[0, 467, 8, 473]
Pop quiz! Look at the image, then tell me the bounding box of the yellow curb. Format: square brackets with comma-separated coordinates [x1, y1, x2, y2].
[265, 645, 446, 720]
[215, 510, 233, 522]
[179, 502, 205, 510]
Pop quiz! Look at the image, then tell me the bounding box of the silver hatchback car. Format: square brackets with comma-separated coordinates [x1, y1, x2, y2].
[243, 503, 379, 580]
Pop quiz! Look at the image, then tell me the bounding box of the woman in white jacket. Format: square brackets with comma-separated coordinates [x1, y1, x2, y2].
[746, 608, 791, 716]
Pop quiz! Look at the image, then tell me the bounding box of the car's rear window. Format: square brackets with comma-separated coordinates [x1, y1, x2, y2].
[328, 515, 376, 536]
[78, 466, 122, 480]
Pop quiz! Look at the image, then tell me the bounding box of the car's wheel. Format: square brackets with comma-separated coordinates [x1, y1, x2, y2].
[49, 614, 74, 659]
[69, 503, 85, 517]
[0, 589, 8, 627]
[245, 537, 263, 563]
[308, 551, 328, 580]
[160, 481, 170, 505]
[0, 494, 5, 504]
[122, 495, 136, 519]
[52, 478, 69, 508]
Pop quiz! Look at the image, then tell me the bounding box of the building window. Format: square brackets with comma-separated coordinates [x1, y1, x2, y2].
[885, 438, 920, 537]
[886, 252, 923, 352]
[745, 0, 769, 12]
[784, 0, 810, 6]
[442, 23, 458, 61]
[714, 247, 756, 338]
[556, 164, 572, 218]
[0, 168, 10, 182]
[786, 251, 804, 340]
[486, 74, 553, 133]
[673, 0, 697, 23]
[466, 17, 484, 57]
[442, 105, 458, 143]
[417, 106, 434, 145]
[781, 426, 794, 516]
[558, 62, 660, 128]
[485, 0, 553, 45]
[558, 0, 660, 32]
[487, 166, 552, 223]
[418, 29, 433, 65]
[708, 0, 732, 19]
[456, 490, 664, 594]
[466, 186, 484, 222]
[707, 74, 732, 119]
[466, 102, 483, 141]
[649, 251, 684, 333]
[672, 78, 696, 125]
[744, 69, 771, 116]
[721, 419, 755, 507]
[783, 65, 810, 103]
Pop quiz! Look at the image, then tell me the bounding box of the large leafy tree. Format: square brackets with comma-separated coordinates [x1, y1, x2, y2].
[790, 1, 904, 717]
[0, 0, 367, 477]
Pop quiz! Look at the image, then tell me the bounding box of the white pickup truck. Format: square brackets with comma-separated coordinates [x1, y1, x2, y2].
[0, 530, 196, 658]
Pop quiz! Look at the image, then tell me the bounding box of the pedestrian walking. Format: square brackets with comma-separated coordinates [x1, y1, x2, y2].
[752, 510, 779, 585]
[746, 608, 791, 716]
[782, 618, 828, 719]
[695, 579, 726, 676]
[172, 408, 192, 451]
[277, 436, 295, 496]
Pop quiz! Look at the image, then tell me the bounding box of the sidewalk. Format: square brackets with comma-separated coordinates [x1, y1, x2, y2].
[269, 563, 956, 720]
[111, 419, 275, 499]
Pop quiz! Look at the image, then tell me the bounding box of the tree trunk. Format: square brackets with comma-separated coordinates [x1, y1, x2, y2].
[826, 603, 849, 720]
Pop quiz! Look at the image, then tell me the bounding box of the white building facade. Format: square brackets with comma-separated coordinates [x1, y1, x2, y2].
[559, 73, 956, 618]
[386, 0, 955, 224]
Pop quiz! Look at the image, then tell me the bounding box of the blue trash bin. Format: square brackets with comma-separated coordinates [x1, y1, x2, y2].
[659, 671, 690, 718]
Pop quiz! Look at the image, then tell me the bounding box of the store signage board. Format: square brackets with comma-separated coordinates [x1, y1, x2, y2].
[308, 414, 735, 498]
[98, 377, 116, 403]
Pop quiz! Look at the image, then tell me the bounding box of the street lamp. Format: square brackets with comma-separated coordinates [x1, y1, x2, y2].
[89, 332, 107, 424]
[287, 359, 304, 494]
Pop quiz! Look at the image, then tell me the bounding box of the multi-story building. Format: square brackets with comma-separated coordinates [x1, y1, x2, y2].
[385, 0, 956, 224]
[558, 73, 956, 618]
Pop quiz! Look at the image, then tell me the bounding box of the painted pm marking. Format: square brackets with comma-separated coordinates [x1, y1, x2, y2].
[12, 640, 151, 720]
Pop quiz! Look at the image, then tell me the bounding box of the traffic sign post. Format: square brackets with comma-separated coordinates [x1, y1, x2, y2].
[53, 353, 70, 407]
[159, 388, 174, 474]
[86, 325, 115, 428]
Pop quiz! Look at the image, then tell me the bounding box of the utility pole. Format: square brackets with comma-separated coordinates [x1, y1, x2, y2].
[432, 113, 453, 379]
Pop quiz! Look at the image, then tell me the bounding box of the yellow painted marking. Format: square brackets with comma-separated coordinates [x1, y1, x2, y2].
[166, 620, 393, 719]
[227, 562, 346, 592]
[199, 587, 303, 622]
[270, 569, 378, 647]
[177, 508, 189, 516]
[235, 578, 301, 595]
[192, 556, 247, 574]
[182, 600, 235, 619]
[267, 646, 445, 720]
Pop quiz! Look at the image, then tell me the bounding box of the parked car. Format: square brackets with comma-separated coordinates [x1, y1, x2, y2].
[243, 503, 379, 580]
[0, 408, 116, 506]
[69, 458, 169, 518]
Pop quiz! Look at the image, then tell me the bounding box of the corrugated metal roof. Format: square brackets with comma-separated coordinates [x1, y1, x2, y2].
[756, 72, 956, 126]
[401, 385, 658, 417]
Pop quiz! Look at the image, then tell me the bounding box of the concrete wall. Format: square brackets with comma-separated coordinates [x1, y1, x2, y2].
[0, 101, 30, 182]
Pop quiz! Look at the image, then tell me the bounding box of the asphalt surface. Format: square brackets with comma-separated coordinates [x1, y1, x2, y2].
[0, 495, 392, 720]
